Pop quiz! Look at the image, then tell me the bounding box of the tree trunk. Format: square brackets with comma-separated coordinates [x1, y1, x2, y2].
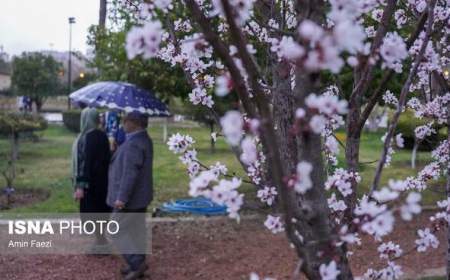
[292, 71, 353, 279]
[344, 100, 362, 224]
[428, 71, 450, 279]
[411, 140, 419, 169]
[446, 114, 450, 279]
[11, 132, 19, 162]
[32, 97, 43, 112]
[209, 122, 215, 153]
[445, 87, 450, 280]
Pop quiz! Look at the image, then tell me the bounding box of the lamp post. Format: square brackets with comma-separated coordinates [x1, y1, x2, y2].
[67, 17, 76, 109]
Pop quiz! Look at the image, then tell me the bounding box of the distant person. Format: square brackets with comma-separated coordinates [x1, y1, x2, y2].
[105, 111, 126, 152]
[107, 112, 153, 280]
[71, 107, 111, 252]
[17, 96, 25, 112]
[23, 96, 32, 112]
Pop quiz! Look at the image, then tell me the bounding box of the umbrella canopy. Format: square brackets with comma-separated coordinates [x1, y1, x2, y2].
[69, 81, 170, 116]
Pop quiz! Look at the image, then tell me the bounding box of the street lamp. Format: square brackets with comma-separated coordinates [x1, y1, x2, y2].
[444, 68, 449, 80]
[67, 17, 76, 109]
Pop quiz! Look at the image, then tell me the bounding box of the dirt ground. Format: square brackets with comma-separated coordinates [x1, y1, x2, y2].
[0, 189, 49, 210]
[0, 211, 446, 280]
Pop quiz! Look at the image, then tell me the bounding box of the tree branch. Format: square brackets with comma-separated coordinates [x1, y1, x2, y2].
[371, 0, 437, 193]
[356, 11, 429, 132]
[184, 0, 258, 119]
[350, 0, 396, 104]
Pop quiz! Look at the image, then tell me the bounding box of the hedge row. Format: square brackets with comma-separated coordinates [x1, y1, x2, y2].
[395, 110, 446, 151]
[62, 110, 82, 133]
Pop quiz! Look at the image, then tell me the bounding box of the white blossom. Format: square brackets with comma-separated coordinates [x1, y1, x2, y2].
[215, 74, 232, 97]
[277, 36, 305, 60]
[400, 192, 421, 221]
[126, 21, 163, 59]
[257, 186, 278, 206]
[415, 228, 439, 252]
[264, 215, 285, 234]
[319, 261, 340, 280]
[328, 193, 347, 212]
[326, 169, 360, 197]
[211, 0, 255, 25]
[395, 133, 404, 148]
[240, 137, 258, 165]
[220, 111, 244, 146]
[372, 187, 399, 203]
[378, 242, 403, 259]
[382, 90, 398, 107]
[189, 87, 214, 108]
[167, 133, 195, 154]
[310, 115, 327, 134]
[380, 32, 408, 73]
[294, 161, 313, 194]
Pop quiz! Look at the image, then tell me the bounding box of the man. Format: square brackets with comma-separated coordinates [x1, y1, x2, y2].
[107, 112, 153, 280]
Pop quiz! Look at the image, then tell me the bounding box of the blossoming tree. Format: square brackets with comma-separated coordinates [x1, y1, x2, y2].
[121, 0, 449, 278]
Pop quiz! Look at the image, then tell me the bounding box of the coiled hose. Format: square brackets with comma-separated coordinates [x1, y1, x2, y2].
[161, 197, 227, 216]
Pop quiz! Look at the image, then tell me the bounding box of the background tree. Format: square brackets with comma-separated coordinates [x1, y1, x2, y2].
[11, 52, 62, 111]
[86, 1, 191, 104]
[0, 112, 47, 209]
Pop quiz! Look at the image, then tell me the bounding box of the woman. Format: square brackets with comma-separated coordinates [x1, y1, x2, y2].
[71, 107, 111, 251]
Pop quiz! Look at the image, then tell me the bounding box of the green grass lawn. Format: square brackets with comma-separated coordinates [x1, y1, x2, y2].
[0, 123, 250, 213]
[0, 123, 446, 213]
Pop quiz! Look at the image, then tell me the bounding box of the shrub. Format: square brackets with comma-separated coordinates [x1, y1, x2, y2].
[0, 112, 47, 135]
[395, 110, 445, 151]
[62, 110, 81, 133]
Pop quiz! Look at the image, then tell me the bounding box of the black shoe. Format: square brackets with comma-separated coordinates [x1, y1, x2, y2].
[122, 263, 148, 280]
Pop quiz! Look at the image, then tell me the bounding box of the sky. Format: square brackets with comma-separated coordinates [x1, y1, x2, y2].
[0, 0, 100, 57]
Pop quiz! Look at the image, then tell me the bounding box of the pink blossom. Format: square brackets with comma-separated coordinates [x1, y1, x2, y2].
[380, 32, 408, 73]
[220, 111, 244, 146]
[125, 21, 163, 59]
[294, 161, 313, 194]
[319, 261, 340, 280]
[264, 215, 285, 234]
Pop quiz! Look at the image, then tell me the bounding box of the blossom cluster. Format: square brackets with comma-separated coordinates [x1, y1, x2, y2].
[257, 186, 278, 206]
[295, 91, 348, 136]
[270, 16, 366, 73]
[167, 133, 244, 219]
[380, 32, 408, 73]
[126, 20, 165, 59]
[325, 169, 361, 197]
[211, 0, 255, 26]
